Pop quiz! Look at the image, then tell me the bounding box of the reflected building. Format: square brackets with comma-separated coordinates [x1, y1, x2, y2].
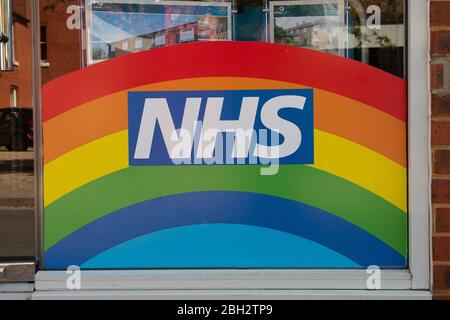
[283, 19, 340, 50]
[0, 0, 32, 109]
[107, 18, 229, 60]
[0, 0, 83, 111]
[40, 0, 82, 84]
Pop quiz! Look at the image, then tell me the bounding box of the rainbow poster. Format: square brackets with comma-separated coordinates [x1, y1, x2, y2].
[42, 42, 407, 269]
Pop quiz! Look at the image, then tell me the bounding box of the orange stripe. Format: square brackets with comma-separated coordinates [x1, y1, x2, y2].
[315, 93, 406, 167]
[43, 77, 406, 166]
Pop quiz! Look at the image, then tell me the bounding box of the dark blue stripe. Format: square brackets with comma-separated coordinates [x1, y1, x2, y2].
[45, 191, 406, 269]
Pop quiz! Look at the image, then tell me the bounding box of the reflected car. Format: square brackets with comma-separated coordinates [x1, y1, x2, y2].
[0, 107, 33, 151]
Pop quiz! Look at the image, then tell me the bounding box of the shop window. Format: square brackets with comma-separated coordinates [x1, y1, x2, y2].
[83, 0, 404, 78]
[36, 0, 409, 272]
[0, 0, 35, 276]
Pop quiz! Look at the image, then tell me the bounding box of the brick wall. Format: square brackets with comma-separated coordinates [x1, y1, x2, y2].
[0, 0, 82, 108]
[40, 0, 82, 84]
[431, 0, 450, 300]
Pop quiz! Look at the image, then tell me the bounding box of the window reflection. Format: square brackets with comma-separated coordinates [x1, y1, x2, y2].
[0, 0, 35, 260]
[347, 0, 405, 76]
[87, 1, 232, 64]
[81, 0, 404, 77]
[271, 1, 345, 57]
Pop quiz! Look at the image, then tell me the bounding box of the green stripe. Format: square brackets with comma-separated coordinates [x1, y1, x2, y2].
[44, 165, 407, 256]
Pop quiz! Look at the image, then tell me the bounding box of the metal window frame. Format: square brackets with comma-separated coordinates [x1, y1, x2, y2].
[31, 0, 431, 298]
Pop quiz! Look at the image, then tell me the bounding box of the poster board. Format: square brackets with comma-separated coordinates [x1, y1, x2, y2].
[42, 41, 407, 269]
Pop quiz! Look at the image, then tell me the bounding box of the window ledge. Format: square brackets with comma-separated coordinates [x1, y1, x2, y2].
[32, 289, 431, 300]
[35, 269, 416, 291]
[0, 283, 34, 300]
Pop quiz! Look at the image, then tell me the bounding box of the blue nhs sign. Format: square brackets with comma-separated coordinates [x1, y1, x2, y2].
[128, 89, 314, 166]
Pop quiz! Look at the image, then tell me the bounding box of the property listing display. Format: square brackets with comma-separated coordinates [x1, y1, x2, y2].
[85, 0, 405, 77]
[86, 0, 231, 64]
[270, 1, 344, 56]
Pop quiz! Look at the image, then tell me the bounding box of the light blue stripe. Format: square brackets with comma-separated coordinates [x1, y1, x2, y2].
[46, 191, 405, 269]
[82, 224, 360, 268]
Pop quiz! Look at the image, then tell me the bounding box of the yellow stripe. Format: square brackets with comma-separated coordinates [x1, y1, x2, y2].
[309, 131, 406, 212]
[44, 131, 128, 206]
[44, 77, 406, 167]
[43, 130, 407, 211]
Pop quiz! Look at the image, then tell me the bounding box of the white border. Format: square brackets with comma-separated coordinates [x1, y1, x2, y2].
[84, 0, 232, 65]
[407, 0, 431, 290]
[0, 283, 34, 300]
[32, 269, 431, 299]
[35, 269, 413, 291]
[31, 0, 431, 299]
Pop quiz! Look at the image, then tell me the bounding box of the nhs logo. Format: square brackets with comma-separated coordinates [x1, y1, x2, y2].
[128, 89, 314, 166]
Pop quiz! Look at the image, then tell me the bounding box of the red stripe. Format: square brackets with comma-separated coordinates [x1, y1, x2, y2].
[42, 42, 406, 122]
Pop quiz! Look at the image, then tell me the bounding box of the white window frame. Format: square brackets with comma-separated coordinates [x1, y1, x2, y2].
[406, 0, 431, 291]
[31, 1, 431, 299]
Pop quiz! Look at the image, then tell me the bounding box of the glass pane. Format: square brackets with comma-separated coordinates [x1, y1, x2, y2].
[78, 0, 406, 77]
[0, 0, 35, 262]
[270, 0, 404, 77]
[40, 0, 407, 270]
[87, 1, 232, 64]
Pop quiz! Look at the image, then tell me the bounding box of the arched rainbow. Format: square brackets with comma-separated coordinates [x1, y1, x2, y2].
[42, 42, 407, 269]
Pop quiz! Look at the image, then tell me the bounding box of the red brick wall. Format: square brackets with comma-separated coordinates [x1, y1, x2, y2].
[0, 0, 82, 108]
[40, 0, 82, 84]
[0, 0, 32, 108]
[431, 0, 450, 300]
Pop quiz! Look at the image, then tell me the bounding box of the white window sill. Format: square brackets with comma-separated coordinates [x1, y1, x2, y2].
[32, 289, 432, 300]
[32, 269, 432, 300]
